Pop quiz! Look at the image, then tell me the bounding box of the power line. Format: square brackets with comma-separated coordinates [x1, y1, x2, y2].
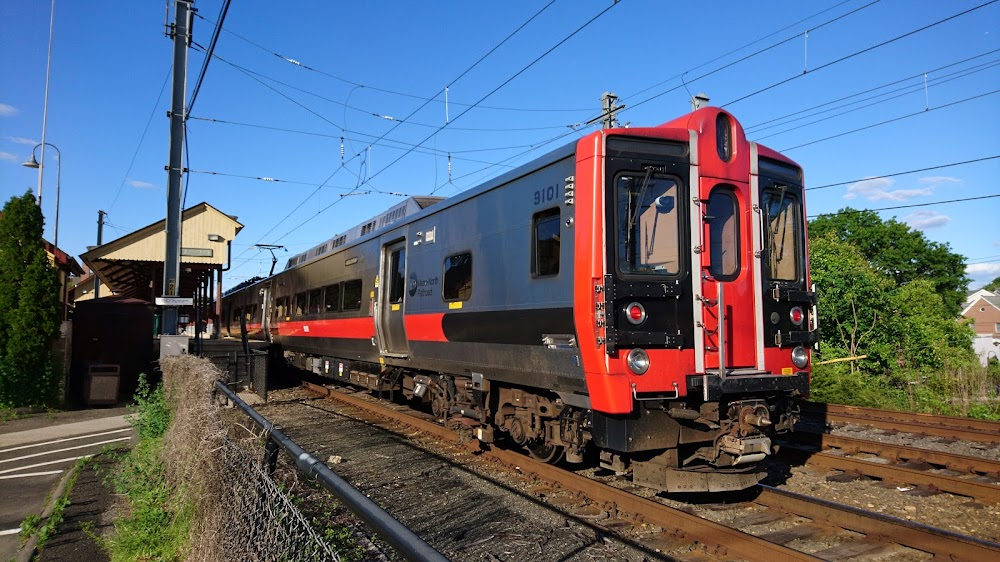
[752, 61, 1000, 141]
[808, 155, 1000, 191]
[745, 48, 1000, 131]
[808, 194, 1000, 218]
[780, 88, 1000, 151]
[225, 2, 619, 277]
[589, 0, 881, 125]
[627, 0, 878, 103]
[108, 66, 172, 213]
[723, 0, 999, 108]
[187, 0, 232, 117]
[747, 51, 1000, 134]
[194, 5, 593, 114]
[362, 1, 620, 188]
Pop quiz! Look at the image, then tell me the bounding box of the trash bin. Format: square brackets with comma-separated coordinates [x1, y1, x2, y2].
[85, 364, 121, 406]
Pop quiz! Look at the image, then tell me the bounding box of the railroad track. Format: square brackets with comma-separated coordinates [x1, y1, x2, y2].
[301, 381, 1000, 561]
[802, 402, 1000, 444]
[784, 432, 1000, 504]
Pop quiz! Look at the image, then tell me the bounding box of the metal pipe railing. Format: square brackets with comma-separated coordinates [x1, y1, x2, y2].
[213, 380, 450, 562]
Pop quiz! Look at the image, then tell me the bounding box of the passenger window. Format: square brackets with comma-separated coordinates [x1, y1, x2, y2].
[308, 289, 322, 314]
[443, 253, 472, 301]
[707, 188, 739, 281]
[324, 284, 341, 313]
[533, 209, 560, 277]
[389, 248, 406, 304]
[343, 279, 363, 311]
[295, 293, 306, 316]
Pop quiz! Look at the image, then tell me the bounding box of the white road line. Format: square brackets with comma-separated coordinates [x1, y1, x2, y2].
[0, 427, 132, 454]
[0, 437, 131, 465]
[0, 528, 23, 536]
[0, 469, 63, 480]
[0, 455, 90, 475]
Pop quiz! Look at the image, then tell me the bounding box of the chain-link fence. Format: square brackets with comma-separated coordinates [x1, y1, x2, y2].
[212, 438, 341, 562]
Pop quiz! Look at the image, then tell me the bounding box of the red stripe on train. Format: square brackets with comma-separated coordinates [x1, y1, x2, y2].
[275, 317, 376, 338]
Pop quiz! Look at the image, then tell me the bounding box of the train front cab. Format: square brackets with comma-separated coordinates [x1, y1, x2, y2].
[574, 107, 817, 492]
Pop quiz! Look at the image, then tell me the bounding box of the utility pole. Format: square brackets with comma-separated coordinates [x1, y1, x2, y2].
[94, 210, 105, 298]
[162, 0, 192, 335]
[601, 92, 623, 129]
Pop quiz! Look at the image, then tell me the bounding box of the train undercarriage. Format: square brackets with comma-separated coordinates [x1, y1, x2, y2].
[290, 351, 801, 493]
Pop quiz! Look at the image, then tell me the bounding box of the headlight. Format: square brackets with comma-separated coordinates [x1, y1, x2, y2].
[627, 348, 650, 375]
[791, 346, 809, 369]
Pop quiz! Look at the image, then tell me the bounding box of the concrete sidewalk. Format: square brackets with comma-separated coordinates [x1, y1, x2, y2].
[0, 414, 132, 449]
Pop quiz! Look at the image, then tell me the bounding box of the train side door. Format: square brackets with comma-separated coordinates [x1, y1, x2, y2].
[698, 180, 758, 371]
[377, 240, 409, 357]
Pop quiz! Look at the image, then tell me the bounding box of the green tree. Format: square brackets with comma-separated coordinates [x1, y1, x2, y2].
[809, 209, 970, 315]
[983, 276, 1000, 293]
[809, 234, 897, 373]
[0, 191, 62, 407]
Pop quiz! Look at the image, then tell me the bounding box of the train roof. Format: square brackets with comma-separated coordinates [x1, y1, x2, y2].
[284, 196, 444, 270]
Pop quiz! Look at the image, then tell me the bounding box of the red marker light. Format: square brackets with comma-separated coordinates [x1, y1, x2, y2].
[790, 307, 804, 326]
[625, 302, 646, 325]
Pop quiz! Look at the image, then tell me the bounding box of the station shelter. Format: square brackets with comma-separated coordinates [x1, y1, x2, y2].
[78, 201, 243, 336]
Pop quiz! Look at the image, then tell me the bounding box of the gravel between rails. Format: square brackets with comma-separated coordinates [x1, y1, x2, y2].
[256, 387, 704, 562]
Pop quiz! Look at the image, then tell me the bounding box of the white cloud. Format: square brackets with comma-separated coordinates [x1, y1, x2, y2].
[918, 176, 962, 187]
[844, 177, 933, 202]
[127, 179, 156, 189]
[6, 136, 37, 146]
[904, 210, 950, 230]
[967, 262, 1000, 275]
[0, 103, 17, 117]
[0, 151, 17, 163]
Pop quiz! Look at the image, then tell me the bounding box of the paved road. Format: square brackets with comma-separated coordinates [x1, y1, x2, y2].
[0, 412, 132, 561]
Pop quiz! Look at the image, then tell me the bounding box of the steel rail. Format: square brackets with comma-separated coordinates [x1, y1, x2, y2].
[794, 432, 1000, 477]
[801, 449, 1000, 503]
[302, 382, 822, 561]
[214, 381, 449, 562]
[802, 402, 1000, 444]
[756, 486, 1000, 561]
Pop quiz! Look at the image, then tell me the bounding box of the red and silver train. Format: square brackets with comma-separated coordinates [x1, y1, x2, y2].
[222, 107, 817, 492]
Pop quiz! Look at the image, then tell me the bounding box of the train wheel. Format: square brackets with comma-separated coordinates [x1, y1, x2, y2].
[527, 441, 564, 464]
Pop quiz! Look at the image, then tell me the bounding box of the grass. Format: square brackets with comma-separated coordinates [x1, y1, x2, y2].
[105, 374, 191, 562]
[19, 456, 88, 549]
[810, 359, 1000, 420]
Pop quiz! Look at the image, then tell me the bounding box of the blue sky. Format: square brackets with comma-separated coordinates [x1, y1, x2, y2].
[2, 0, 998, 291]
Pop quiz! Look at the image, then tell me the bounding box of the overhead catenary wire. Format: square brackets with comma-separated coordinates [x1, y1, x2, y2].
[745, 47, 1000, 131]
[722, 0, 999, 108]
[780, 88, 1000, 151]
[227, 2, 618, 274]
[193, 5, 594, 114]
[752, 61, 1000, 141]
[108, 66, 172, 214]
[187, 0, 233, 117]
[808, 194, 1000, 218]
[808, 155, 1000, 191]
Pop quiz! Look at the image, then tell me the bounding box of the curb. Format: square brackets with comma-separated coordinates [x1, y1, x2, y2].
[15, 461, 82, 562]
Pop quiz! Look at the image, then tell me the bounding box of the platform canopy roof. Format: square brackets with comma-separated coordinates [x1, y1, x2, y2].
[79, 202, 242, 300]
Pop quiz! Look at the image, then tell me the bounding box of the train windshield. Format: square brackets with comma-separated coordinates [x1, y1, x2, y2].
[761, 187, 801, 282]
[616, 170, 681, 275]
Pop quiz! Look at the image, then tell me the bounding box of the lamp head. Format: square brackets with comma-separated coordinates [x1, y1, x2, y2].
[22, 154, 40, 169]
